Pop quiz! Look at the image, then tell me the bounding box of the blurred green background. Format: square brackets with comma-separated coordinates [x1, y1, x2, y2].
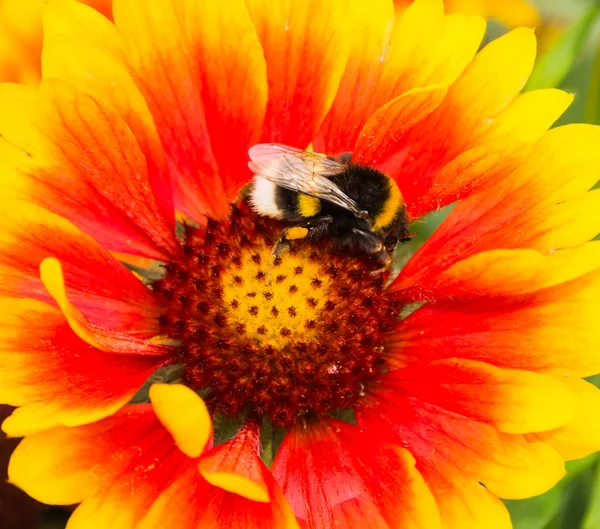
[2, 0, 600, 527]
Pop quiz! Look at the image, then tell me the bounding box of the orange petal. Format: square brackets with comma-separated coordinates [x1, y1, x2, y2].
[529, 378, 600, 461]
[380, 360, 574, 435]
[311, 0, 395, 155]
[40, 257, 170, 356]
[149, 384, 211, 458]
[395, 244, 600, 300]
[0, 0, 48, 86]
[354, 85, 447, 166]
[0, 200, 161, 336]
[198, 421, 269, 503]
[113, 0, 267, 219]
[392, 268, 600, 377]
[410, 457, 513, 529]
[41, 30, 173, 233]
[272, 417, 440, 529]
[8, 403, 190, 529]
[138, 456, 299, 529]
[0, 23, 41, 86]
[407, 88, 573, 212]
[0, 298, 163, 436]
[357, 384, 565, 502]
[390, 28, 536, 218]
[0, 80, 178, 260]
[246, 0, 351, 148]
[394, 125, 600, 297]
[316, 0, 485, 154]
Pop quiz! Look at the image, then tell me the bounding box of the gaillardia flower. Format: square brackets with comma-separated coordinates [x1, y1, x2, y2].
[1, 0, 600, 527]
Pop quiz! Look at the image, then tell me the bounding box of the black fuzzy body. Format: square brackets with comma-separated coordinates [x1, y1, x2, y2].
[273, 164, 410, 258]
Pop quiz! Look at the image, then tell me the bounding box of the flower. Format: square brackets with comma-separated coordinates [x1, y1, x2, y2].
[1, 0, 600, 528]
[0, 0, 112, 86]
[394, 0, 540, 28]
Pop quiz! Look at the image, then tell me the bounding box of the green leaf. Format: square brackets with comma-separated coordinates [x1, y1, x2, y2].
[526, 6, 600, 91]
[554, 456, 598, 529]
[565, 454, 600, 482]
[505, 484, 564, 529]
[583, 458, 600, 528]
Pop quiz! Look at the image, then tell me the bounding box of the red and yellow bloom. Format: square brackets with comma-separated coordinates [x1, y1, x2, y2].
[1, 0, 599, 528]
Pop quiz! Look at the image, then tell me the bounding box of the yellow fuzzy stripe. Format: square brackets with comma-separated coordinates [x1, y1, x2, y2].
[297, 194, 321, 217]
[373, 177, 402, 231]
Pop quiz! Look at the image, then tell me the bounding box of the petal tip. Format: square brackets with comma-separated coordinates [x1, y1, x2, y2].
[149, 383, 211, 458]
[198, 467, 271, 503]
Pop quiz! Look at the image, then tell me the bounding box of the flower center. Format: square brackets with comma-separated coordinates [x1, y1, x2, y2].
[155, 204, 402, 426]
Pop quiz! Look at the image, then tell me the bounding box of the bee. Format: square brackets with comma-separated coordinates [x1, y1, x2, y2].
[247, 143, 412, 266]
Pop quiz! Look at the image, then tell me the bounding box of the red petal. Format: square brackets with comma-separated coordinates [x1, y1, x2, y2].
[315, 0, 484, 155]
[0, 201, 161, 336]
[272, 417, 439, 529]
[387, 28, 537, 218]
[198, 421, 270, 503]
[353, 85, 447, 166]
[393, 124, 600, 297]
[39, 257, 170, 356]
[8, 404, 190, 526]
[374, 360, 574, 435]
[0, 299, 165, 436]
[246, 0, 352, 148]
[0, 81, 178, 260]
[136, 460, 298, 529]
[402, 89, 571, 217]
[356, 382, 565, 527]
[113, 0, 267, 219]
[390, 269, 600, 377]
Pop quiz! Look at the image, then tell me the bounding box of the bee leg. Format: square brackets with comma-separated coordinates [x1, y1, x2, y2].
[369, 249, 393, 277]
[273, 227, 309, 259]
[304, 216, 334, 240]
[265, 228, 306, 285]
[267, 217, 333, 284]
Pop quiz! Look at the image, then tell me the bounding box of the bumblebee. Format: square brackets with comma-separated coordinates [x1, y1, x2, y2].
[247, 143, 411, 266]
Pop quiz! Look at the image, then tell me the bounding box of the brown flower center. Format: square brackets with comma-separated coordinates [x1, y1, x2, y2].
[155, 204, 402, 426]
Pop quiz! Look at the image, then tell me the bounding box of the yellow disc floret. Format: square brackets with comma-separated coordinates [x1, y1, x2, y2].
[221, 246, 331, 347]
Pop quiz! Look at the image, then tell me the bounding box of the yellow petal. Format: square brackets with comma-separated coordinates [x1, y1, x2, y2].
[149, 384, 211, 458]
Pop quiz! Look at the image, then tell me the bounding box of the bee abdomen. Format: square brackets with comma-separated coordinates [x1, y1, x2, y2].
[249, 176, 287, 219]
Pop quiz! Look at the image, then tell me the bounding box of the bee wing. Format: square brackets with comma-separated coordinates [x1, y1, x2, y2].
[248, 144, 367, 217]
